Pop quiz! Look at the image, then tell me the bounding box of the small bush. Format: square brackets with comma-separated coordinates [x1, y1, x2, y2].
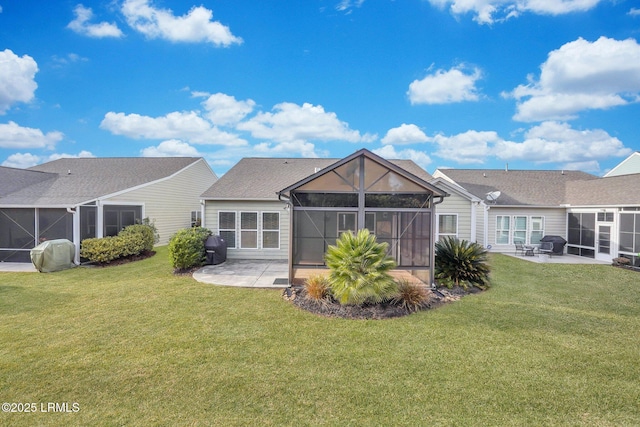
[325, 229, 398, 306]
[304, 274, 330, 302]
[168, 227, 212, 271]
[392, 279, 429, 313]
[435, 236, 490, 289]
[119, 224, 155, 253]
[80, 223, 157, 264]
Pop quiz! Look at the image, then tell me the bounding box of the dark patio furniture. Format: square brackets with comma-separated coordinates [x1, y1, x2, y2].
[540, 235, 567, 255]
[538, 241, 554, 257]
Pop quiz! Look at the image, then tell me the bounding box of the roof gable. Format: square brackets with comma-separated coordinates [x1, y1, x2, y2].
[202, 151, 437, 200]
[604, 152, 640, 177]
[278, 149, 446, 198]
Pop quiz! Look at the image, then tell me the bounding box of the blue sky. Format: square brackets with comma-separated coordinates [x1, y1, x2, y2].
[1, 0, 639, 176]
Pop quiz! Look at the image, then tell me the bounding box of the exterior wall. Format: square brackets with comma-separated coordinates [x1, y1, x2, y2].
[605, 153, 640, 177]
[204, 200, 289, 260]
[435, 193, 474, 242]
[104, 159, 217, 245]
[485, 207, 567, 253]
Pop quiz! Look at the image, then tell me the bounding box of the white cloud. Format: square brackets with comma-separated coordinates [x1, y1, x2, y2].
[494, 122, 631, 168]
[428, 130, 500, 164]
[67, 4, 123, 38]
[141, 139, 201, 157]
[201, 93, 255, 126]
[0, 121, 63, 149]
[427, 0, 602, 24]
[2, 153, 42, 168]
[100, 111, 248, 146]
[0, 49, 38, 114]
[121, 0, 242, 46]
[381, 124, 429, 145]
[253, 141, 322, 158]
[238, 102, 376, 144]
[372, 145, 432, 169]
[408, 66, 482, 105]
[508, 37, 640, 122]
[2, 150, 94, 168]
[336, 0, 365, 13]
[630, 8, 640, 16]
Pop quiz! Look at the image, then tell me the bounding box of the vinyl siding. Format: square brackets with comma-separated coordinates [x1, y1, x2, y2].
[204, 200, 289, 260]
[103, 159, 217, 245]
[436, 193, 474, 241]
[486, 207, 567, 253]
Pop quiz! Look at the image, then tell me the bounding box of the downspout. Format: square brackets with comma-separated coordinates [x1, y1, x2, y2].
[483, 202, 490, 250]
[67, 207, 80, 264]
[199, 200, 206, 228]
[278, 192, 294, 286]
[431, 195, 446, 287]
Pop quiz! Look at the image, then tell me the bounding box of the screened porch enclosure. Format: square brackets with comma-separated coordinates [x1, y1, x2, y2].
[280, 149, 446, 284]
[0, 208, 73, 262]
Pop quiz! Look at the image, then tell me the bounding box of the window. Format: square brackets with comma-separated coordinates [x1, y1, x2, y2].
[262, 212, 280, 249]
[337, 212, 357, 236]
[240, 212, 258, 249]
[191, 210, 201, 227]
[567, 212, 596, 258]
[438, 214, 458, 240]
[513, 216, 527, 244]
[496, 216, 510, 244]
[219, 212, 236, 249]
[597, 212, 614, 222]
[530, 217, 544, 244]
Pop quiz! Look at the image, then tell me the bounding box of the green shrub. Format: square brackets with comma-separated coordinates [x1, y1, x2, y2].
[324, 229, 397, 306]
[435, 236, 490, 289]
[392, 279, 429, 312]
[168, 227, 212, 271]
[119, 224, 155, 253]
[80, 223, 157, 263]
[304, 274, 330, 302]
[81, 236, 126, 263]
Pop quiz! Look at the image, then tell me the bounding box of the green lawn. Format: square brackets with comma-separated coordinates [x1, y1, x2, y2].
[1, 248, 639, 426]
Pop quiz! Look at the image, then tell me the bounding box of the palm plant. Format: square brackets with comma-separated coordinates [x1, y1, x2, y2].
[324, 229, 397, 306]
[435, 236, 490, 288]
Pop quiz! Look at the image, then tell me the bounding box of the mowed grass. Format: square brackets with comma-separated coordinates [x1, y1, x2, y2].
[1, 248, 639, 426]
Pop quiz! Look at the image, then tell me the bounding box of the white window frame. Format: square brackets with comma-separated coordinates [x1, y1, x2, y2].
[191, 210, 202, 227]
[513, 216, 528, 244]
[337, 212, 357, 236]
[496, 215, 511, 245]
[218, 211, 237, 249]
[262, 211, 280, 250]
[530, 216, 545, 245]
[437, 213, 458, 240]
[240, 211, 259, 249]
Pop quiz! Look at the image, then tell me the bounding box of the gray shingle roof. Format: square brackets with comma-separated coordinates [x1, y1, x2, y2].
[1, 157, 204, 206]
[565, 173, 640, 206]
[201, 157, 434, 200]
[0, 166, 56, 197]
[437, 169, 597, 206]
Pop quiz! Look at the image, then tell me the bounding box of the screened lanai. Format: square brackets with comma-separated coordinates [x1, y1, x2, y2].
[278, 149, 447, 285]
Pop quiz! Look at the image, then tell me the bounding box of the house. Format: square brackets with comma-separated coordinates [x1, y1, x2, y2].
[0, 157, 217, 263]
[432, 167, 640, 266]
[201, 149, 448, 284]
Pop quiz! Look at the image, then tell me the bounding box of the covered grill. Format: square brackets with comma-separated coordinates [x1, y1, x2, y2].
[540, 235, 567, 255]
[205, 235, 227, 265]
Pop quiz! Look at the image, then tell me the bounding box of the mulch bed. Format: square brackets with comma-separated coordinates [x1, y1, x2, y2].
[284, 285, 484, 320]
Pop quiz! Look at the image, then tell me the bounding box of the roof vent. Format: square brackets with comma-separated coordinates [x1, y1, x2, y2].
[67, 169, 71, 175]
[314, 167, 321, 173]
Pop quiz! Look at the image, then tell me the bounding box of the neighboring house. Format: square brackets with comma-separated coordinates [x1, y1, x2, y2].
[432, 167, 640, 266]
[201, 149, 448, 284]
[604, 152, 640, 177]
[0, 157, 217, 263]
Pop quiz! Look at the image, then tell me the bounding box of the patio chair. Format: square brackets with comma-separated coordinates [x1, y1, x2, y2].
[538, 241, 554, 257]
[515, 241, 526, 256]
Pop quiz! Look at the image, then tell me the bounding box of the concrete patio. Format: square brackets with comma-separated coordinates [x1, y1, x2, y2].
[193, 259, 289, 288]
[503, 253, 610, 264]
